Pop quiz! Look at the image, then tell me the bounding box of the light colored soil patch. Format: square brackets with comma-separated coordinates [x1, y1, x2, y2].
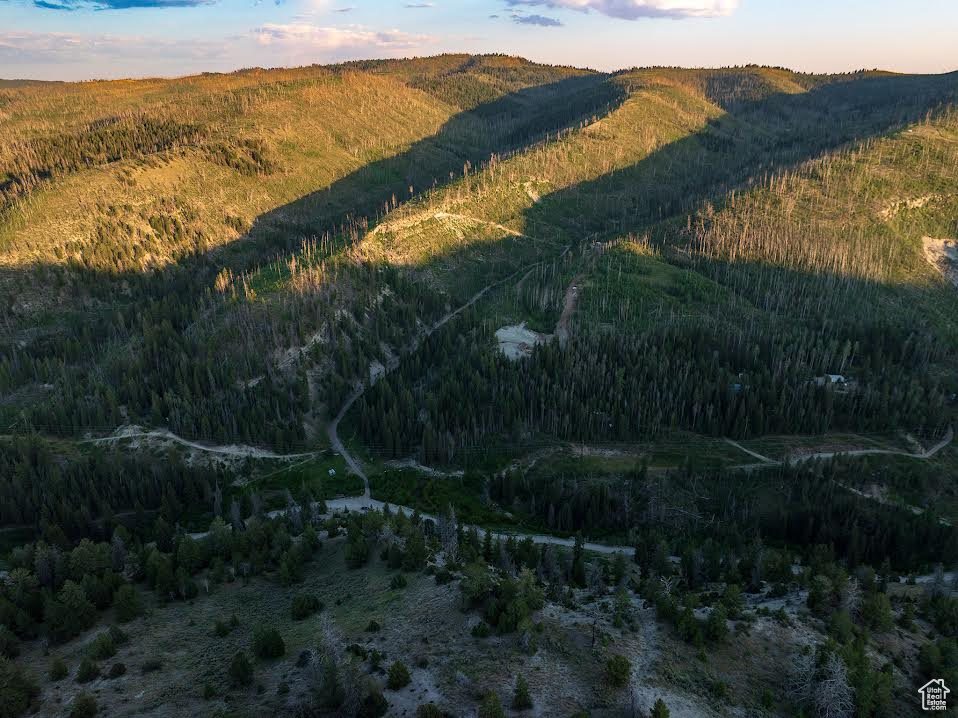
[84, 425, 317, 471]
[923, 237, 958, 288]
[879, 194, 944, 220]
[16, 542, 694, 718]
[383, 458, 465, 478]
[495, 322, 548, 360]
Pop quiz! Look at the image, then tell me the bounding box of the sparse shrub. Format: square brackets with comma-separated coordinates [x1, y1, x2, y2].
[760, 689, 775, 709]
[278, 681, 290, 695]
[470, 621, 491, 638]
[0, 656, 39, 717]
[203, 683, 217, 700]
[650, 698, 670, 718]
[108, 663, 126, 679]
[69, 692, 97, 718]
[314, 649, 345, 710]
[705, 604, 728, 643]
[50, 657, 69, 681]
[108, 625, 129, 646]
[291, 593, 322, 620]
[113, 584, 143, 623]
[0, 626, 20, 658]
[141, 658, 163, 674]
[252, 625, 285, 659]
[829, 610, 854, 644]
[861, 592, 893, 632]
[709, 679, 728, 698]
[347, 643, 368, 660]
[416, 705, 443, 718]
[605, 654, 631, 688]
[387, 660, 411, 690]
[512, 674, 533, 710]
[365, 620, 381, 632]
[434, 568, 454, 585]
[88, 632, 116, 660]
[228, 651, 253, 687]
[478, 690, 505, 718]
[358, 686, 389, 718]
[76, 658, 100, 683]
[213, 619, 232, 637]
[390, 573, 408, 590]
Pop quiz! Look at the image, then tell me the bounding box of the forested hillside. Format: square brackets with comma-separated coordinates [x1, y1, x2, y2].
[2, 59, 958, 513]
[3, 56, 958, 718]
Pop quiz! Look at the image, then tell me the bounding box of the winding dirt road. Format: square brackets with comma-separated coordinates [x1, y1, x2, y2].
[326, 246, 571, 499]
[85, 426, 318, 461]
[554, 274, 581, 347]
[322, 495, 634, 555]
[725, 428, 954, 467]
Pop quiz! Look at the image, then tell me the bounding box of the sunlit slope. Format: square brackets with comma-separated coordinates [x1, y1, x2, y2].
[0, 57, 620, 445]
[352, 70, 722, 298]
[346, 69, 958, 461]
[0, 57, 606, 276]
[3, 62, 958, 454]
[352, 68, 958, 305]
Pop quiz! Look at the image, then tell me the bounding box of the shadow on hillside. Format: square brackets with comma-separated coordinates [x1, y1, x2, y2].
[3, 69, 958, 446]
[231, 73, 624, 263]
[373, 71, 958, 310]
[0, 72, 624, 334]
[522, 71, 958, 242]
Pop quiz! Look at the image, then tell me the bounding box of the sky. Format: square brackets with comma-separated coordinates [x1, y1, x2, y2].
[1, 0, 956, 81]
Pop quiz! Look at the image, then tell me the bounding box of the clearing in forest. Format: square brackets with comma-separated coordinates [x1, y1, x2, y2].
[923, 237, 958, 289]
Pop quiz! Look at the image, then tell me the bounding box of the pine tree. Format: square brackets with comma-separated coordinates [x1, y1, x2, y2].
[512, 674, 533, 710]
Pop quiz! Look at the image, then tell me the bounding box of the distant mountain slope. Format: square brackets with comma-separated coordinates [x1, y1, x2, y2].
[0, 56, 620, 445]
[1, 59, 957, 460]
[348, 67, 958, 461]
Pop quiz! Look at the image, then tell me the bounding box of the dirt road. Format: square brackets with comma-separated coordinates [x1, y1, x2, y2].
[554, 274, 581, 346]
[86, 426, 318, 461]
[322, 495, 633, 555]
[326, 246, 572, 499]
[724, 428, 954, 467]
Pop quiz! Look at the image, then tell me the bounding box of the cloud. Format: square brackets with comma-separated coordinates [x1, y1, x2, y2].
[252, 23, 434, 51]
[31, 0, 212, 8]
[512, 13, 562, 26]
[506, 0, 739, 20]
[0, 29, 225, 64]
[404, 2, 434, 6]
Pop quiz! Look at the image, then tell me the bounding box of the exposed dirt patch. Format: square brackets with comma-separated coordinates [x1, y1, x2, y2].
[86, 425, 317, 471]
[495, 322, 548, 360]
[555, 278, 581, 346]
[923, 237, 958, 289]
[879, 194, 944, 220]
[383, 458, 465, 478]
